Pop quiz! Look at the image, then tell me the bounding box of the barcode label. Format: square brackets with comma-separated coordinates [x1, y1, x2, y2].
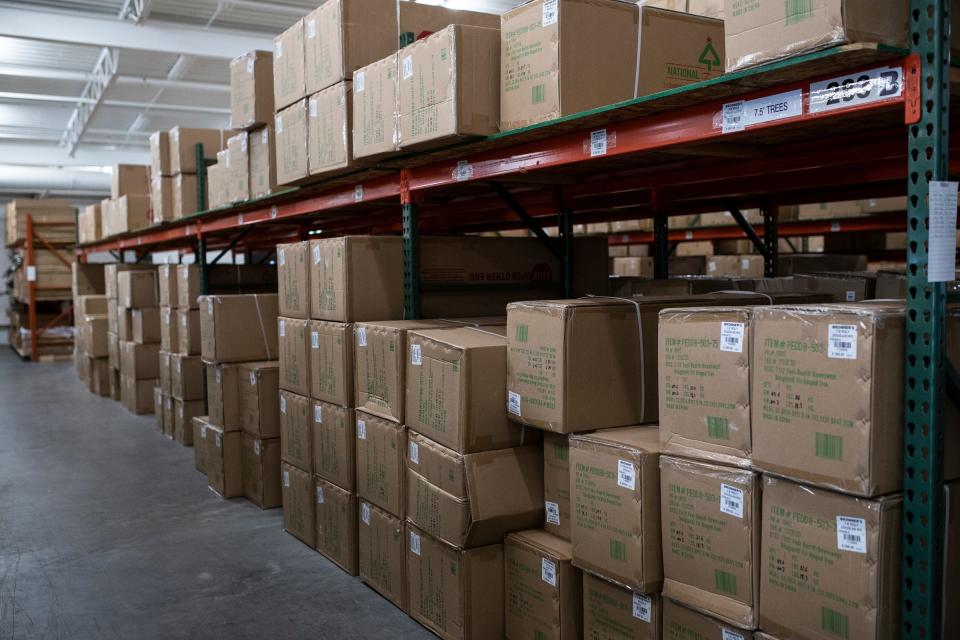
[165, 309, 171, 324]
[545, 501, 560, 525]
[215, 433, 221, 448]
[176, 360, 181, 373]
[249, 371, 256, 385]
[719, 322, 745, 353]
[402, 56, 413, 80]
[254, 440, 261, 455]
[541, 558, 557, 586]
[357, 419, 366, 440]
[357, 327, 367, 347]
[278, 248, 285, 265]
[275, 40, 282, 58]
[410, 531, 421, 555]
[632, 593, 652, 622]
[314, 404, 322, 423]
[207, 298, 214, 314]
[309, 98, 317, 118]
[275, 115, 282, 133]
[542, 0, 558, 26]
[279, 319, 285, 337]
[722, 101, 745, 133]
[306, 18, 316, 38]
[408, 441, 419, 464]
[246, 58, 254, 73]
[845, 290, 856, 302]
[311, 331, 319, 349]
[200, 425, 207, 438]
[453, 160, 473, 182]
[828, 324, 857, 359]
[316, 486, 325, 503]
[283, 471, 290, 487]
[215, 369, 221, 384]
[410, 344, 422, 366]
[313, 244, 321, 264]
[590, 129, 607, 157]
[719, 483, 744, 519]
[809, 66, 903, 114]
[261, 129, 268, 144]
[837, 516, 867, 553]
[361, 502, 371, 525]
[508, 391, 521, 416]
[355, 71, 365, 93]
[280, 395, 286, 414]
[180, 313, 187, 327]
[617, 460, 635, 490]
[722, 89, 803, 134]
[354, 185, 363, 203]
[721, 630, 745, 640]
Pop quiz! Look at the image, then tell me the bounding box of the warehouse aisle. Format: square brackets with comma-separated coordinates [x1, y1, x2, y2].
[0, 352, 430, 640]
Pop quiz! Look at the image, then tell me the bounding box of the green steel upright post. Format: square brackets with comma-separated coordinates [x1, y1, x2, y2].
[195, 143, 208, 212]
[401, 171, 420, 320]
[903, 0, 949, 637]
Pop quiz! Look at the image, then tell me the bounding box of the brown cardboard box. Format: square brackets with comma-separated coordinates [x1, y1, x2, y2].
[119, 340, 160, 379]
[752, 302, 905, 496]
[356, 409, 406, 518]
[131, 308, 160, 344]
[724, 0, 908, 72]
[150, 131, 170, 177]
[659, 307, 754, 467]
[207, 363, 241, 429]
[279, 390, 312, 473]
[157, 265, 178, 308]
[397, 25, 499, 151]
[777, 253, 867, 276]
[569, 427, 662, 594]
[117, 308, 133, 342]
[277, 241, 309, 319]
[543, 432, 570, 541]
[240, 361, 280, 438]
[310, 320, 354, 406]
[662, 599, 752, 640]
[158, 350, 171, 394]
[180, 263, 277, 310]
[504, 529, 582, 640]
[634, 8, 724, 95]
[242, 434, 282, 509]
[107, 331, 119, 366]
[111, 164, 149, 199]
[249, 125, 277, 199]
[200, 294, 279, 363]
[107, 195, 151, 235]
[78, 203, 101, 244]
[160, 308, 178, 353]
[358, 500, 407, 610]
[162, 394, 174, 436]
[660, 456, 760, 628]
[230, 50, 274, 131]
[207, 425, 242, 498]
[642, 0, 723, 17]
[314, 477, 359, 575]
[169, 127, 223, 174]
[110, 368, 121, 402]
[275, 99, 309, 185]
[406, 525, 504, 640]
[173, 398, 204, 445]
[583, 573, 661, 640]
[5, 198, 76, 247]
[406, 326, 527, 454]
[352, 53, 398, 161]
[406, 432, 543, 548]
[117, 270, 157, 309]
[273, 20, 306, 111]
[176, 309, 200, 355]
[208, 153, 228, 209]
[175, 264, 199, 309]
[151, 175, 173, 223]
[279, 317, 311, 396]
[170, 353, 203, 401]
[193, 415, 211, 473]
[121, 375, 156, 414]
[154, 388, 165, 432]
[793, 272, 875, 302]
[308, 82, 354, 177]
[613, 257, 654, 278]
[282, 462, 316, 547]
[76, 295, 108, 316]
[398, 2, 499, 35]
[944, 481, 960, 637]
[759, 476, 901, 640]
[90, 358, 110, 397]
[313, 400, 356, 492]
[706, 255, 764, 278]
[173, 173, 199, 219]
[226, 132, 250, 204]
[310, 236, 404, 321]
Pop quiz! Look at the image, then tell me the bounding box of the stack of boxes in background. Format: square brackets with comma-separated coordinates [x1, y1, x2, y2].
[116, 269, 160, 414]
[74, 291, 110, 396]
[223, 50, 277, 207]
[152, 127, 225, 221]
[101, 165, 150, 238]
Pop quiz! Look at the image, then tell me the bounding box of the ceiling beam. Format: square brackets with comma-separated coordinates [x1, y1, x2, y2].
[0, 142, 150, 167]
[0, 64, 230, 92]
[0, 6, 274, 58]
[0, 91, 228, 114]
[62, 47, 119, 155]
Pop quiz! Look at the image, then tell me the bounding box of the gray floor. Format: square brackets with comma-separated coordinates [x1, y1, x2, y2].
[0, 349, 432, 640]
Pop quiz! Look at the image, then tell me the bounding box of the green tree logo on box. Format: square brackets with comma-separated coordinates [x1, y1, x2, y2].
[515, 324, 529, 343]
[698, 37, 721, 73]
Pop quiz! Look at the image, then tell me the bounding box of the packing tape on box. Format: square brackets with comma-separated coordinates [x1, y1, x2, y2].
[252, 295, 274, 360]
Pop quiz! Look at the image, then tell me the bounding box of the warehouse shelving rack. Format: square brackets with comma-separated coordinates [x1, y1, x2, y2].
[76, 2, 953, 632]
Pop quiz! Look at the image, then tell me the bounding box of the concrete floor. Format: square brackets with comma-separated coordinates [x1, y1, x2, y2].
[0, 350, 432, 640]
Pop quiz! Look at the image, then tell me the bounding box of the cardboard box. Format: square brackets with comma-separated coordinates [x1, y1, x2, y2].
[705, 255, 764, 277]
[352, 53, 399, 161]
[277, 241, 310, 319]
[90, 357, 110, 397]
[230, 50, 274, 130]
[944, 481, 960, 637]
[176, 309, 200, 355]
[759, 476, 902, 640]
[308, 82, 355, 177]
[5, 198, 76, 247]
[169, 127, 223, 174]
[162, 394, 174, 436]
[158, 349, 171, 394]
[242, 433, 282, 509]
[724, 0, 908, 72]
[793, 272, 875, 303]
[78, 204, 101, 244]
[117, 308, 133, 342]
[240, 361, 280, 438]
[150, 131, 170, 177]
[543, 432, 570, 541]
[777, 253, 867, 276]
[107, 330, 119, 367]
[174, 264, 199, 309]
[173, 398, 204, 445]
[313, 400, 356, 492]
[569, 427, 662, 594]
[356, 409, 406, 518]
[200, 294, 279, 363]
[275, 99, 309, 185]
[193, 415, 210, 473]
[659, 307, 754, 467]
[207, 425, 243, 498]
[310, 320, 354, 406]
[273, 20, 306, 110]
[249, 125, 277, 199]
[160, 307, 179, 353]
[226, 132, 250, 204]
[173, 173, 199, 219]
[752, 302, 905, 496]
[121, 375, 155, 414]
[583, 573, 661, 640]
[207, 155, 226, 209]
[111, 164, 149, 199]
[76, 295, 108, 316]
[157, 265, 178, 308]
[151, 175, 173, 223]
[207, 363, 241, 429]
[131, 307, 160, 344]
[155, 388, 165, 433]
[180, 263, 277, 310]
[397, 25, 499, 151]
[170, 353, 203, 401]
[406, 432, 543, 548]
[310, 236, 404, 322]
[642, 0, 723, 17]
[282, 462, 316, 547]
[108, 194, 151, 235]
[358, 500, 407, 610]
[278, 317, 311, 396]
[119, 340, 160, 379]
[504, 529, 582, 640]
[660, 456, 760, 628]
[117, 270, 157, 309]
[406, 526, 504, 640]
[279, 390, 312, 472]
[662, 599, 753, 640]
[314, 477, 359, 575]
[613, 257, 654, 278]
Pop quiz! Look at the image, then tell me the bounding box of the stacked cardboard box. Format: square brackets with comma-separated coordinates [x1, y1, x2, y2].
[74, 292, 110, 397]
[78, 203, 101, 244]
[101, 165, 151, 237]
[150, 127, 226, 221]
[104, 264, 155, 402]
[116, 269, 160, 414]
[5, 198, 77, 247]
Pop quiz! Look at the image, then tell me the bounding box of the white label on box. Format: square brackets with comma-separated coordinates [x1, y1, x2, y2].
[240, 135, 247, 152]
[246, 57, 254, 73]
[453, 160, 473, 182]
[314, 404, 322, 423]
[722, 89, 802, 134]
[261, 128, 268, 144]
[828, 324, 857, 359]
[410, 531, 421, 555]
[278, 247, 285, 265]
[200, 425, 207, 438]
[316, 485, 324, 503]
[311, 331, 319, 349]
[26, 266, 36, 282]
[313, 244, 321, 264]
[545, 501, 560, 525]
[402, 56, 413, 80]
[275, 40, 282, 57]
[632, 593, 652, 622]
[166, 398, 172, 409]
[408, 441, 419, 464]
[721, 630, 745, 640]
[181, 313, 187, 327]
[361, 502, 371, 525]
[309, 98, 317, 118]
[306, 18, 316, 38]
[410, 343, 422, 366]
[249, 371, 257, 386]
[357, 419, 366, 439]
[708, 261, 717, 273]
[280, 395, 286, 414]
[275, 115, 282, 133]
[207, 298, 214, 314]
[355, 71, 365, 93]
[357, 327, 367, 347]
[215, 369, 221, 384]
[508, 391, 521, 416]
[719, 322, 745, 353]
[809, 66, 903, 114]
[354, 185, 363, 203]
[929, 181, 959, 282]
[541, 558, 557, 586]
[740, 258, 750, 270]
[617, 459, 635, 490]
[845, 290, 856, 302]
[179, 405, 184, 418]
[590, 129, 607, 157]
[165, 309, 171, 324]
[542, 0, 558, 26]
[254, 440, 261, 455]
[283, 470, 290, 487]
[719, 483, 744, 519]
[279, 319, 285, 337]
[215, 433, 222, 448]
[836, 516, 867, 553]
[176, 359, 181, 373]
